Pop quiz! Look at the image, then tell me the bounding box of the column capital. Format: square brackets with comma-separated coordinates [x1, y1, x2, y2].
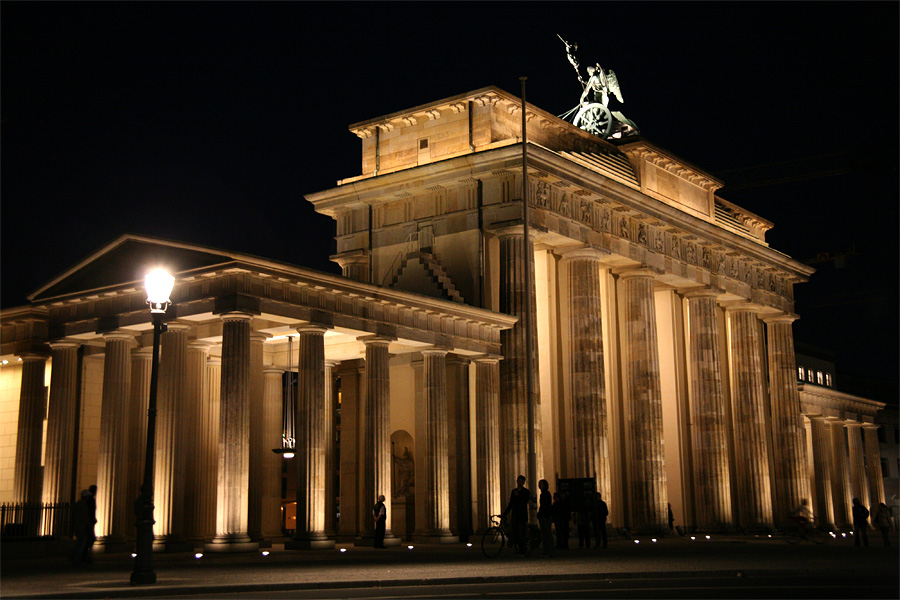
[188, 340, 213, 351]
[263, 365, 285, 375]
[16, 351, 49, 362]
[492, 225, 539, 240]
[219, 312, 254, 323]
[616, 266, 659, 280]
[861, 423, 880, 431]
[420, 346, 451, 357]
[48, 340, 81, 351]
[721, 300, 765, 314]
[103, 330, 137, 345]
[557, 247, 610, 263]
[762, 312, 799, 325]
[472, 353, 504, 364]
[250, 331, 272, 343]
[165, 321, 193, 333]
[359, 334, 395, 346]
[295, 324, 330, 335]
[681, 287, 723, 300]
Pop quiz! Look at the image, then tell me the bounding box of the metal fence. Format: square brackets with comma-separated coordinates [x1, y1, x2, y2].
[0, 502, 72, 539]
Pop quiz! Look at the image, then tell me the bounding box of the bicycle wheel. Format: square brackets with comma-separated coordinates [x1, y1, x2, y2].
[524, 523, 542, 557]
[481, 526, 505, 558]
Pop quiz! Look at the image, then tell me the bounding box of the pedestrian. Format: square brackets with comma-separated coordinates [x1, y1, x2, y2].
[71, 486, 97, 564]
[790, 498, 813, 540]
[537, 479, 554, 557]
[552, 491, 570, 550]
[851, 497, 869, 547]
[594, 492, 608, 549]
[502, 475, 531, 556]
[873, 502, 892, 547]
[373, 494, 387, 548]
[577, 494, 591, 549]
[667, 502, 675, 533]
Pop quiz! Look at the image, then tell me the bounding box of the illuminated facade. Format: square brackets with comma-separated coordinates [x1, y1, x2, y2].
[0, 87, 888, 548]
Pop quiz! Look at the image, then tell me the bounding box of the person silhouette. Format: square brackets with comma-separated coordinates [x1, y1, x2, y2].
[852, 498, 869, 547]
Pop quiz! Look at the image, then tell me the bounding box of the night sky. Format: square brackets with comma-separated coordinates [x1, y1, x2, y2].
[2, 2, 897, 403]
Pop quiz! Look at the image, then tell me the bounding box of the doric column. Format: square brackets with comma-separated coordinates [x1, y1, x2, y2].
[725, 304, 772, 530]
[42, 343, 79, 536]
[845, 423, 868, 510]
[96, 332, 135, 548]
[415, 347, 456, 542]
[154, 322, 190, 550]
[125, 346, 152, 537]
[497, 232, 542, 493]
[618, 268, 667, 532]
[182, 341, 211, 542]
[828, 420, 851, 527]
[763, 315, 808, 527]
[247, 331, 269, 545]
[808, 417, 835, 528]
[198, 357, 221, 542]
[205, 313, 258, 552]
[360, 335, 395, 545]
[863, 425, 885, 507]
[14, 353, 48, 505]
[288, 325, 334, 549]
[262, 366, 286, 541]
[563, 250, 609, 494]
[474, 355, 502, 533]
[684, 289, 732, 529]
[323, 360, 337, 538]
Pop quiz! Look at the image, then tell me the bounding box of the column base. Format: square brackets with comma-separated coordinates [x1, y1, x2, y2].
[153, 536, 194, 553]
[354, 534, 401, 547]
[94, 536, 130, 554]
[285, 537, 335, 550]
[203, 536, 259, 553]
[412, 532, 459, 544]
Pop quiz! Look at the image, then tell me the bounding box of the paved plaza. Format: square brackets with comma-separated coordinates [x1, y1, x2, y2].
[2, 532, 897, 599]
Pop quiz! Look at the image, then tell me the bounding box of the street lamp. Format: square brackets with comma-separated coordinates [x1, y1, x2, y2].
[131, 268, 174, 586]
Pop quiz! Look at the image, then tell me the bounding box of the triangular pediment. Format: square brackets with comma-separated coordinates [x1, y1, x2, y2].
[29, 234, 238, 302]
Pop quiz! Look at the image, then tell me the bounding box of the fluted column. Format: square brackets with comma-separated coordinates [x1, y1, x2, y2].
[725, 305, 773, 529]
[182, 341, 211, 542]
[808, 416, 835, 528]
[288, 326, 334, 549]
[826, 420, 850, 527]
[684, 289, 732, 529]
[764, 315, 808, 527]
[360, 335, 395, 545]
[564, 251, 609, 494]
[474, 355, 502, 533]
[198, 357, 221, 541]
[845, 423, 868, 511]
[247, 332, 269, 545]
[206, 312, 258, 552]
[96, 332, 135, 548]
[863, 425, 885, 507]
[618, 268, 667, 532]
[43, 343, 79, 510]
[415, 348, 456, 542]
[14, 354, 48, 506]
[323, 361, 337, 538]
[497, 232, 542, 491]
[154, 322, 190, 550]
[262, 366, 286, 541]
[125, 346, 152, 536]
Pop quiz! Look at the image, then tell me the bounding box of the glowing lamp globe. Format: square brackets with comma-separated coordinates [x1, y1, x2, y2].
[145, 269, 175, 313]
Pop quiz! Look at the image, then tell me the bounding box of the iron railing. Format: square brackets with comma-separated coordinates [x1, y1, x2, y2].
[0, 502, 72, 539]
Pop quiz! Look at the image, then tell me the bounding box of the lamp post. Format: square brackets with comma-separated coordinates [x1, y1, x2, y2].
[131, 268, 175, 586]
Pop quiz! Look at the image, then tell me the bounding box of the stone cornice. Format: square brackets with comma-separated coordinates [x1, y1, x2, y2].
[799, 382, 886, 417]
[616, 140, 723, 193]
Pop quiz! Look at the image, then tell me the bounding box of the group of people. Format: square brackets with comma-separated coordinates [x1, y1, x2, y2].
[792, 496, 894, 546]
[503, 475, 609, 558]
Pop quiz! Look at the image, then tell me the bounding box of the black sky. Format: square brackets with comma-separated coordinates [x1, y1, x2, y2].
[2, 2, 897, 402]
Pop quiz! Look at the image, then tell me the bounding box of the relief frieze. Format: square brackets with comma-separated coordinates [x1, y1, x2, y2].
[619, 216, 630, 240]
[580, 200, 593, 225]
[637, 223, 648, 246]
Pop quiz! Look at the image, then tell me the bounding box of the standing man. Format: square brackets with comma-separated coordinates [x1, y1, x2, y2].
[594, 492, 609, 549]
[851, 498, 869, 547]
[502, 475, 531, 557]
[373, 494, 387, 548]
[537, 480, 554, 557]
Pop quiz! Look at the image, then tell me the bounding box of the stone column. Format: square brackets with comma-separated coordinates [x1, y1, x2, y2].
[497, 232, 542, 492]
[182, 341, 211, 543]
[154, 322, 190, 551]
[262, 366, 286, 541]
[359, 335, 396, 545]
[807, 416, 834, 528]
[247, 332, 269, 546]
[198, 357, 221, 542]
[725, 305, 773, 530]
[863, 425, 885, 507]
[42, 343, 79, 536]
[126, 346, 152, 537]
[684, 289, 732, 529]
[14, 354, 48, 505]
[415, 348, 456, 543]
[474, 356, 502, 533]
[763, 315, 808, 527]
[618, 268, 667, 532]
[564, 250, 609, 495]
[205, 313, 258, 552]
[96, 332, 135, 549]
[323, 361, 337, 538]
[827, 420, 851, 527]
[288, 326, 334, 549]
[845, 423, 868, 510]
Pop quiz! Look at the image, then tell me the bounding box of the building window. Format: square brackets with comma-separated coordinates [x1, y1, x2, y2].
[881, 458, 889, 476]
[816, 371, 823, 385]
[798, 366, 804, 380]
[825, 373, 832, 387]
[879, 428, 887, 443]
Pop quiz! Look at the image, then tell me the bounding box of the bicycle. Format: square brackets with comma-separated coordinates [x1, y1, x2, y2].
[481, 514, 541, 558]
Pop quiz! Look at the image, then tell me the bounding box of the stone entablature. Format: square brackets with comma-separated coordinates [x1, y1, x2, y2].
[799, 383, 886, 424]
